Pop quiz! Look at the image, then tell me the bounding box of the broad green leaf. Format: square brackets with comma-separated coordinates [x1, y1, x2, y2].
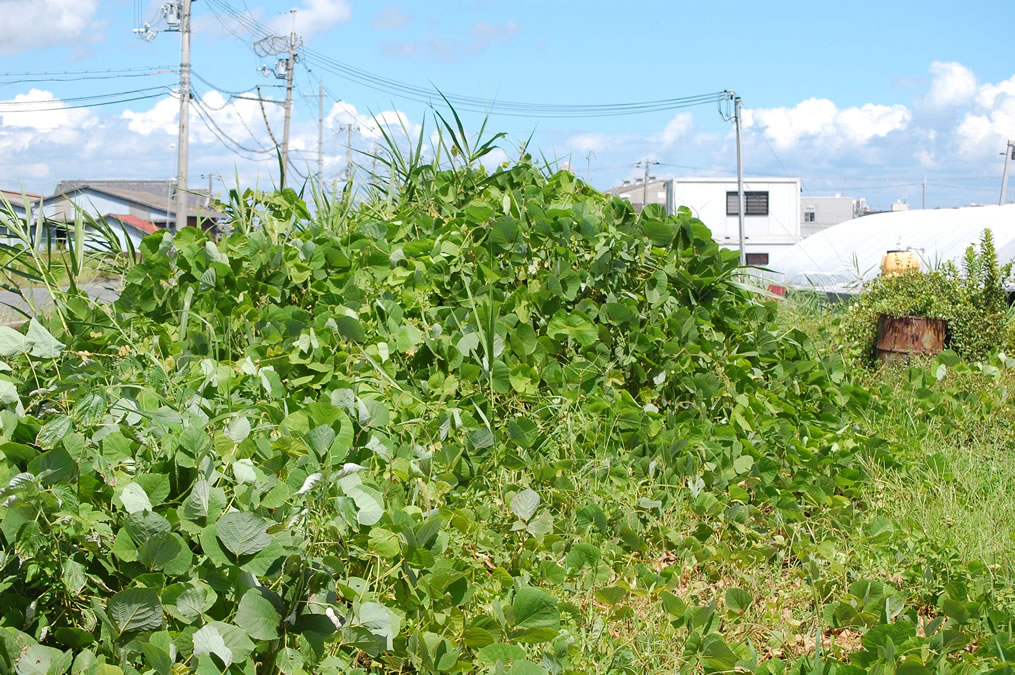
[368, 527, 401, 558]
[108, 587, 163, 635]
[118, 482, 153, 514]
[193, 623, 232, 667]
[0, 380, 20, 410]
[476, 643, 526, 666]
[235, 588, 282, 641]
[510, 488, 540, 523]
[231, 459, 257, 484]
[725, 588, 753, 613]
[595, 586, 627, 605]
[513, 587, 559, 630]
[353, 602, 401, 651]
[36, 415, 73, 450]
[546, 311, 598, 347]
[224, 416, 250, 444]
[125, 511, 171, 544]
[0, 326, 26, 356]
[15, 644, 72, 675]
[215, 511, 272, 557]
[25, 318, 64, 358]
[71, 394, 106, 427]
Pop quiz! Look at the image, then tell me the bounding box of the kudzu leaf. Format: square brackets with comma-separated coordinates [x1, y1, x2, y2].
[25, 318, 64, 358]
[224, 416, 250, 444]
[510, 488, 540, 523]
[725, 588, 753, 613]
[193, 623, 232, 667]
[215, 511, 272, 557]
[108, 587, 163, 635]
[512, 587, 559, 630]
[0, 326, 26, 356]
[118, 482, 152, 514]
[235, 588, 282, 641]
[36, 415, 72, 450]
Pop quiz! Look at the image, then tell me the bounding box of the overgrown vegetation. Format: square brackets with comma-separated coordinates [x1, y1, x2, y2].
[840, 229, 1015, 363]
[1, 119, 1015, 673]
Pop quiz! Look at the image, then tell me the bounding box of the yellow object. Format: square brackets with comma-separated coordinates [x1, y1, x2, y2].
[881, 250, 919, 277]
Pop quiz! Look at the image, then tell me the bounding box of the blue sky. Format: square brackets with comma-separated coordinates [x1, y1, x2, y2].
[0, 0, 1013, 210]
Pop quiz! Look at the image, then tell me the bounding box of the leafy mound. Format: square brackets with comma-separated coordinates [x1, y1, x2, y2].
[0, 158, 1008, 673]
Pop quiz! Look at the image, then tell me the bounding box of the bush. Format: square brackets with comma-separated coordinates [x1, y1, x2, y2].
[841, 229, 1014, 363]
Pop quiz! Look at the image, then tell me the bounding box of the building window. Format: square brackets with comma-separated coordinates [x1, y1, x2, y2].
[726, 191, 769, 216]
[745, 252, 769, 266]
[803, 211, 816, 222]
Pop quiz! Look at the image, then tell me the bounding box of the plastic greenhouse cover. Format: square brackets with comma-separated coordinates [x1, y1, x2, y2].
[766, 204, 1015, 294]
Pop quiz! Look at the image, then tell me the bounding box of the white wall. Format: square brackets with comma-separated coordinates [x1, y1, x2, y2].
[672, 177, 801, 245]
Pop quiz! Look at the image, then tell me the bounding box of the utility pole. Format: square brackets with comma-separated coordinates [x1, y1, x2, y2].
[922, 177, 926, 209]
[174, 0, 192, 234]
[254, 21, 302, 189]
[1001, 140, 1014, 206]
[734, 95, 745, 266]
[134, 1, 192, 232]
[635, 158, 660, 211]
[340, 123, 359, 181]
[280, 30, 296, 188]
[317, 80, 324, 183]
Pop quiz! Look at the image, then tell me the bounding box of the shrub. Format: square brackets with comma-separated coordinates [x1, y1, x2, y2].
[841, 229, 1014, 363]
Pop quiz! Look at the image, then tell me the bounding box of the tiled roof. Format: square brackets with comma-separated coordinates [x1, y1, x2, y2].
[1, 188, 43, 200]
[105, 214, 160, 235]
[50, 180, 223, 219]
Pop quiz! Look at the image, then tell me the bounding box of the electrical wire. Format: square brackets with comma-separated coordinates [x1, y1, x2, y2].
[0, 92, 169, 113]
[207, 0, 726, 118]
[191, 100, 277, 163]
[0, 66, 176, 77]
[191, 94, 276, 156]
[0, 69, 177, 87]
[0, 85, 174, 107]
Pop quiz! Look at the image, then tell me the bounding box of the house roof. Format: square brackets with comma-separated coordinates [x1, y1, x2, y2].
[49, 180, 223, 219]
[105, 214, 160, 236]
[1, 188, 43, 200]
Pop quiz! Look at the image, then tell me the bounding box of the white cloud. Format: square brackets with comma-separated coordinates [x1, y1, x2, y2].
[373, 7, 410, 30]
[923, 61, 977, 107]
[0, 0, 99, 54]
[122, 97, 178, 137]
[661, 112, 694, 146]
[471, 20, 520, 43]
[0, 89, 94, 132]
[745, 98, 910, 150]
[567, 133, 609, 154]
[268, 0, 352, 41]
[385, 19, 520, 61]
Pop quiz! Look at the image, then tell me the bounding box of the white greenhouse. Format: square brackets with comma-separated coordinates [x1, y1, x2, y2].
[768, 204, 1015, 293]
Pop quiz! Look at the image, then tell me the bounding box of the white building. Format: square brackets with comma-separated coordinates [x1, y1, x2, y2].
[801, 196, 863, 238]
[669, 177, 801, 267]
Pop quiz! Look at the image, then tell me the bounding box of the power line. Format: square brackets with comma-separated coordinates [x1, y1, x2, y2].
[207, 0, 726, 118]
[191, 94, 275, 156]
[0, 85, 174, 107]
[0, 92, 169, 113]
[0, 69, 177, 87]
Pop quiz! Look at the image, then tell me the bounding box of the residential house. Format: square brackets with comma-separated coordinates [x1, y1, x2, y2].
[41, 179, 222, 250]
